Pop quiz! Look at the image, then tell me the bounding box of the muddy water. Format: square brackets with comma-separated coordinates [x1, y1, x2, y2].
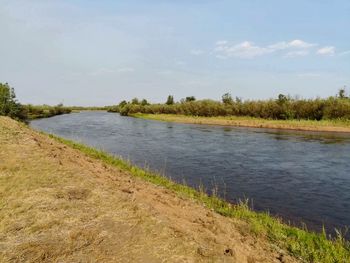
[31, 111, 350, 236]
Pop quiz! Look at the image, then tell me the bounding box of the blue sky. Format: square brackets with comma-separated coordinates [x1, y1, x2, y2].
[0, 0, 349, 106]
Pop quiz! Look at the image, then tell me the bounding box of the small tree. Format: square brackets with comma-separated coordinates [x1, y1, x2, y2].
[277, 94, 288, 104]
[185, 96, 196, 102]
[131, 98, 139, 105]
[0, 82, 25, 120]
[141, 99, 149, 106]
[166, 95, 174, 105]
[338, 88, 347, 99]
[118, 100, 127, 108]
[222, 93, 233, 104]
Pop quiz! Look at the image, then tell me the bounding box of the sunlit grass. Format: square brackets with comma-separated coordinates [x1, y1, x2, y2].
[49, 133, 350, 263]
[132, 113, 350, 132]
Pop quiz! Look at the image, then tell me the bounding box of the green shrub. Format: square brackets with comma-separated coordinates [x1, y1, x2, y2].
[0, 82, 26, 120]
[114, 93, 350, 121]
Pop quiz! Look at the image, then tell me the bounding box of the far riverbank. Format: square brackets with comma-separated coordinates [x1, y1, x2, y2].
[132, 113, 350, 133]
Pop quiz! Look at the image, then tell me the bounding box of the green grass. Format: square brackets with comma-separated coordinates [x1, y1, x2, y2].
[48, 133, 350, 263]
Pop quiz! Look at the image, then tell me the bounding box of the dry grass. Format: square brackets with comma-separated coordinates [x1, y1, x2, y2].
[0, 116, 298, 263]
[133, 113, 350, 133]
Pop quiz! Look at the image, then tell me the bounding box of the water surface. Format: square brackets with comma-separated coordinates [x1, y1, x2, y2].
[31, 111, 350, 236]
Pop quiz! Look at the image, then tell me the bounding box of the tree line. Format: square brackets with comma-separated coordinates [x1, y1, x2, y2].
[110, 89, 350, 120]
[2, 81, 350, 121]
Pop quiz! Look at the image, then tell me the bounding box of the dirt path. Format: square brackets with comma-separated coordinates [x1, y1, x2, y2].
[0, 117, 297, 263]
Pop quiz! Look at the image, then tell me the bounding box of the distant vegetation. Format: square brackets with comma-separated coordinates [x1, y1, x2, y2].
[3, 81, 350, 122]
[24, 104, 72, 120]
[0, 82, 116, 121]
[0, 82, 72, 121]
[111, 89, 350, 121]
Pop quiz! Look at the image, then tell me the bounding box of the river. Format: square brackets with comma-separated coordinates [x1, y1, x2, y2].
[30, 111, 350, 236]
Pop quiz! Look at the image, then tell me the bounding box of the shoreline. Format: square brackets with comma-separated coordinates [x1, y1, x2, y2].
[1, 116, 349, 262]
[132, 113, 350, 133]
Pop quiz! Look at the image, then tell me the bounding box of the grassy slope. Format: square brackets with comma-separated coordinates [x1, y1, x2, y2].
[1, 116, 296, 263]
[50, 135, 350, 263]
[132, 113, 350, 133]
[1, 116, 349, 262]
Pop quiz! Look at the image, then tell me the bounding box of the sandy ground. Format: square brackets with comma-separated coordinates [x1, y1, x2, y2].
[0, 116, 298, 263]
[135, 114, 350, 133]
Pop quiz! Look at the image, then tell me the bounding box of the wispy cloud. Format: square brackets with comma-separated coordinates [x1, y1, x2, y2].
[90, 68, 115, 76]
[284, 50, 309, 58]
[215, 40, 228, 46]
[190, 49, 204, 56]
[213, 39, 330, 59]
[339, 50, 350, 56]
[214, 41, 271, 59]
[90, 67, 134, 76]
[269, 40, 316, 50]
[317, 46, 335, 56]
[174, 59, 186, 66]
[117, 67, 135, 73]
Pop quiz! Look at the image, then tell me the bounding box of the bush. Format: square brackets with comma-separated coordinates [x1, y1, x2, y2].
[0, 83, 26, 120]
[114, 93, 350, 121]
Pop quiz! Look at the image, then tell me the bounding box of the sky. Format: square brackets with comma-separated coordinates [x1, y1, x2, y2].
[0, 0, 349, 106]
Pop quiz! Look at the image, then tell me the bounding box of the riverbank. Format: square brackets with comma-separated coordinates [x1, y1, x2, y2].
[1, 116, 349, 262]
[132, 113, 350, 133]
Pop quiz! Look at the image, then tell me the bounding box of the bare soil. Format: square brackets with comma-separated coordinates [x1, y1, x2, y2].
[0, 116, 298, 262]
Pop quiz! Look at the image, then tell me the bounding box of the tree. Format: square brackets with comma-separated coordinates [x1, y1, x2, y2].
[277, 94, 288, 104]
[185, 96, 196, 102]
[131, 98, 139, 105]
[0, 82, 25, 120]
[166, 95, 174, 105]
[338, 87, 347, 99]
[118, 100, 127, 108]
[222, 93, 233, 104]
[141, 99, 149, 106]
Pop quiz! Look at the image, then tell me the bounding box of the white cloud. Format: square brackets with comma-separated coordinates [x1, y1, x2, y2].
[288, 39, 316, 49]
[213, 39, 336, 59]
[91, 67, 134, 76]
[214, 41, 271, 59]
[284, 50, 309, 58]
[90, 68, 115, 76]
[174, 59, 186, 66]
[215, 40, 228, 46]
[117, 67, 135, 73]
[269, 39, 316, 51]
[190, 49, 204, 55]
[317, 46, 335, 56]
[157, 70, 173, 75]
